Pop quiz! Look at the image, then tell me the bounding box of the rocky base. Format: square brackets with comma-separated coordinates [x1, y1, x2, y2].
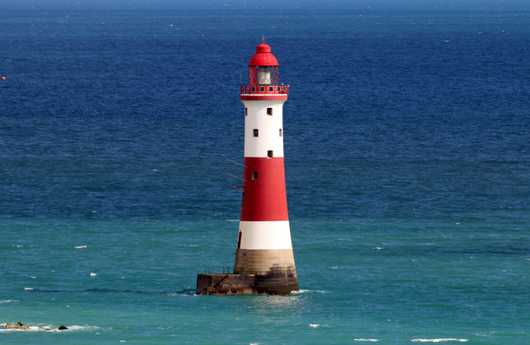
[196, 269, 298, 295]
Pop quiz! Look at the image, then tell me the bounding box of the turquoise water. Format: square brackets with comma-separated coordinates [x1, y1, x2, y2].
[2, 216, 530, 344]
[1, 10, 530, 345]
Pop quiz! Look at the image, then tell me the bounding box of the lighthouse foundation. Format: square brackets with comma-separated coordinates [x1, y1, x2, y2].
[196, 267, 298, 295]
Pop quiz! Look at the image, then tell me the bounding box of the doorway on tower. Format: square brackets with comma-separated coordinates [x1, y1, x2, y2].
[267, 150, 274, 158]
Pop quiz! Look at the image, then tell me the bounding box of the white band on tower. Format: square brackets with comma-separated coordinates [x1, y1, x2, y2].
[239, 221, 293, 250]
[243, 100, 285, 158]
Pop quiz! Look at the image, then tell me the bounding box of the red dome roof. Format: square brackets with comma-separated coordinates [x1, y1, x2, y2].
[248, 43, 279, 67]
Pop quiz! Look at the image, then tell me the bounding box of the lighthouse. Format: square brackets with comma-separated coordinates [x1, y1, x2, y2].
[196, 42, 298, 295]
[235, 42, 298, 293]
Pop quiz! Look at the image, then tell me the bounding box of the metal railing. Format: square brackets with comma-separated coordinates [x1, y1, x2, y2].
[240, 84, 289, 95]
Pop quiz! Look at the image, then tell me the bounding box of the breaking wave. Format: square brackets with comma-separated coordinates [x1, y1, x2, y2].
[353, 339, 379, 342]
[411, 339, 468, 343]
[0, 300, 18, 304]
[291, 289, 328, 295]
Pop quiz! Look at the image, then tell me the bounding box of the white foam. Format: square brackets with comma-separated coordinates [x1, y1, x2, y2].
[0, 299, 18, 304]
[291, 289, 307, 294]
[0, 325, 100, 333]
[89, 272, 97, 277]
[309, 323, 320, 328]
[354, 339, 379, 342]
[75, 245, 87, 249]
[411, 339, 468, 343]
[291, 289, 327, 295]
[44, 325, 100, 333]
[166, 290, 197, 297]
[24, 287, 34, 291]
[375, 247, 383, 250]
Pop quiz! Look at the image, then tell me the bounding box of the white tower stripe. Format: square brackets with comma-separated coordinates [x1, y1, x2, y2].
[239, 221, 293, 250]
[243, 100, 285, 158]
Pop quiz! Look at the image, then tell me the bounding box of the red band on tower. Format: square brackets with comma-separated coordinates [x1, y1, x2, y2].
[240, 157, 289, 221]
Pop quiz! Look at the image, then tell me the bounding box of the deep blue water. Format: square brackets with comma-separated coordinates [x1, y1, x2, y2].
[1, 10, 530, 345]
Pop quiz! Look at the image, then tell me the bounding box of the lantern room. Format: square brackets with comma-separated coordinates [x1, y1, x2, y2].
[240, 42, 289, 100]
[248, 43, 280, 86]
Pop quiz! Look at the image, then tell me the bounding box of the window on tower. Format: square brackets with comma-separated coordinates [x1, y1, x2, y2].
[267, 107, 273, 115]
[279, 128, 282, 137]
[253, 129, 259, 137]
[267, 150, 274, 158]
[244, 107, 248, 116]
[251, 171, 258, 181]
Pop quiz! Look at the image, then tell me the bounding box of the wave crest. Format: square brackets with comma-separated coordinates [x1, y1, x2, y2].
[411, 339, 468, 343]
[0, 300, 18, 304]
[353, 339, 379, 342]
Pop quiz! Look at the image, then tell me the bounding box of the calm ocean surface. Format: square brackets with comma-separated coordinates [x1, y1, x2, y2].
[1, 9, 530, 345]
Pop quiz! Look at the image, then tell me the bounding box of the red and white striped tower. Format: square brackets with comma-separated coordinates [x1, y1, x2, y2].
[234, 42, 298, 294]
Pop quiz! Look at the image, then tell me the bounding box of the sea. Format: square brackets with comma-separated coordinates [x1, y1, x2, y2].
[1, 8, 530, 345]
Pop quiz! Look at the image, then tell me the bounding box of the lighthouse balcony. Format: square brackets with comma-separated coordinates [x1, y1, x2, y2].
[240, 84, 289, 101]
[240, 84, 289, 95]
[240, 84, 289, 94]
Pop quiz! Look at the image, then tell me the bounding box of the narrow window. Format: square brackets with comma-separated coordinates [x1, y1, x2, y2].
[253, 129, 259, 137]
[237, 231, 242, 249]
[267, 107, 273, 116]
[279, 128, 282, 137]
[267, 150, 273, 158]
[244, 107, 248, 116]
[269, 86, 273, 91]
[251, 171, 258, 181]
[260, 86, 264, 91]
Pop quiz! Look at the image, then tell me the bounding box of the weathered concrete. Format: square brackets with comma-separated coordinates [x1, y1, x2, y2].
[196, 273, 256, 295]
[234, 249, 296, 274]
[196, 268, 298, 295]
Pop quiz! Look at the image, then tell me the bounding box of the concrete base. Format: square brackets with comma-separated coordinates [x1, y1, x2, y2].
[234, 248, 296, 275]
[196, 268, 298, 295]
